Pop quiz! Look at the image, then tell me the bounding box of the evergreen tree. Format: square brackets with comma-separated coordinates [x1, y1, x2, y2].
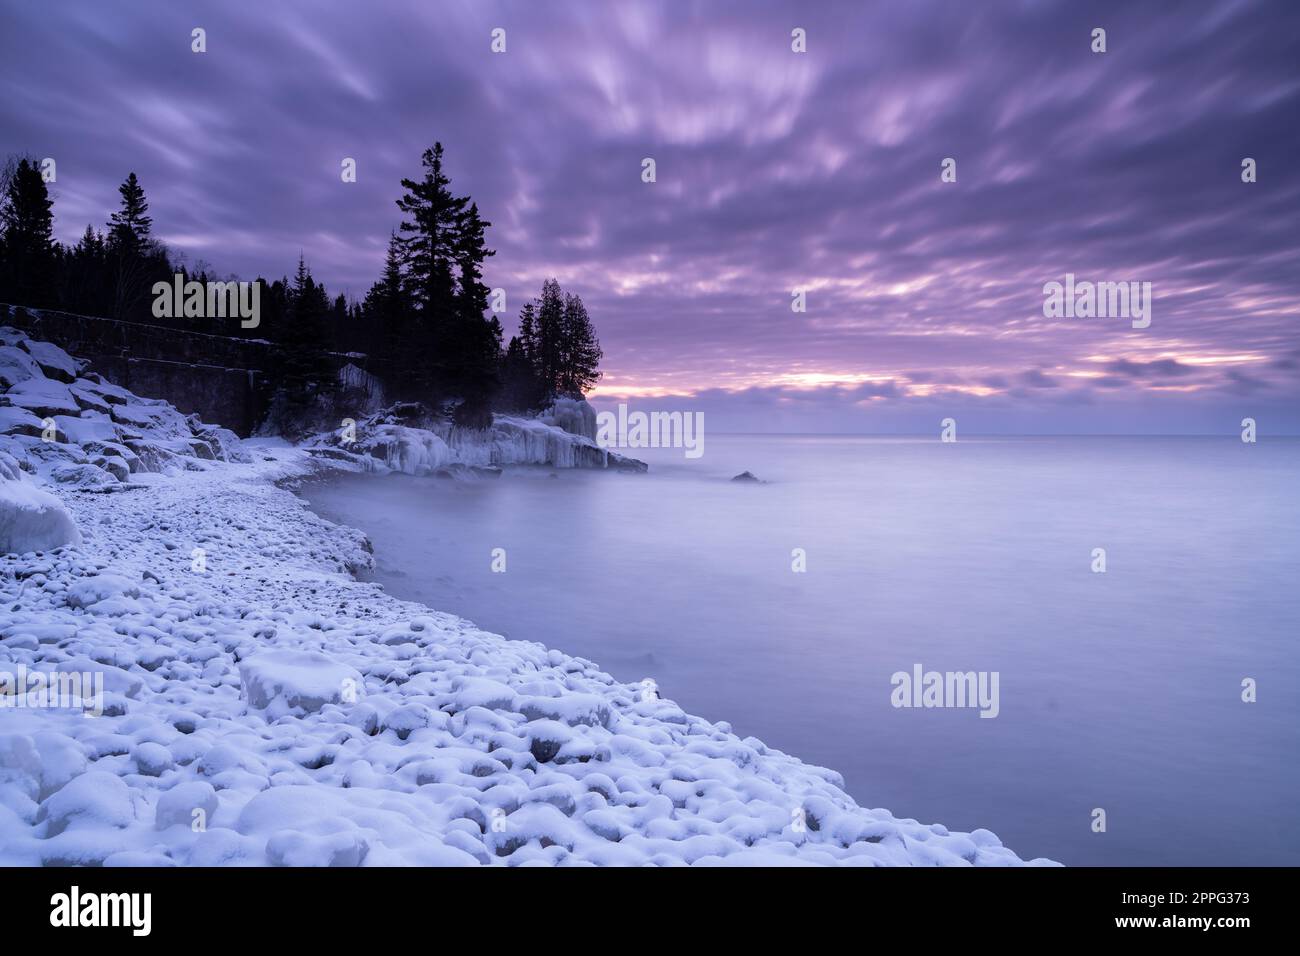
[506, 280, 603, 402]
[449, 200, 500, 417]
[275, 256, 336, 412]
[0, 157, 58, 308]
[58, 224, 110, 315]
[394, 142, 463, 394]
[107, 172, 152, 254]
[517, 300, 539, 364]
[535, 278, 565, 396]
[105, 172, 164, 319]
[497, 333, 547, 413]
[558, 291, 603, 396]
[392, 142, 501, 417]
[363, 232, 412, 380]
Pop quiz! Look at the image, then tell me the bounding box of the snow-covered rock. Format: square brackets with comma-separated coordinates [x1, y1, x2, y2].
[306, 401, 646, 476]
[0, 326, 246, 501]
[0, 345, 42, 390]
[18, 339, 80, 383]
[239, 649, 364, 718]
[0, 476, 81, 554]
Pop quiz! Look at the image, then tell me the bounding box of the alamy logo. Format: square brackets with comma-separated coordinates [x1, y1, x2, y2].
[890, 664, 1000, 718]
[50, 886, 151, 936]
[596, 403, 704, 459]
[0, 667, 103, 717]
[152, 273, 261, 328]
[1042, 273, 1152, 329]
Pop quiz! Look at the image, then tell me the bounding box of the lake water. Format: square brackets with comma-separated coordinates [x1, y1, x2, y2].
[299, 435, 1300, 865]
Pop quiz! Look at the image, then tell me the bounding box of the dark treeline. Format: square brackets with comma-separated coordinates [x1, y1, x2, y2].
[0, 145, 601, 430]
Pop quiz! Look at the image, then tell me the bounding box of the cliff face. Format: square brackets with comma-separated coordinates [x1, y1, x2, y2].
[306, 401, 646, 475]
[1, 304, 276, 436]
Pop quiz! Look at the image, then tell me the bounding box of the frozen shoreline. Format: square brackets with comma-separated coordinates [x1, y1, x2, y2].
[1, 328, 1055, 865]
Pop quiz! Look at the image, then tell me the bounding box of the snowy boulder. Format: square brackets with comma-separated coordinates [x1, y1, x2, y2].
[51, 655, 146, 700]
[110, 402, 193, 439]
[52, 413, 119, 446]
[65, 573, 141, 609]
[0, 476, 81, 554]
[190, 421, 249, 464]
[266, 829, 370, 867]
[731, 471, 762, 483]
[519, 693, 613, 729]
[131, 742, 174, 777]
[154, 781, 219, 830]
[526, 719, 576, 764]
[447, 676, 518, 712]
[41, 770, 136, 835]
[0, 405, 45, 438]
[68, 383, 112, 414]
[30, 732, 89, 800]
[18, 339, 80, 382]
[51, 463, 118, 488]
[0, 345, 42, 390]
[0, 733, 43, 803]
[92, 455, 131, 482]
[0, 450, 21, 480]
[239, 649, 364, 717]
[2, 378, 81, 417]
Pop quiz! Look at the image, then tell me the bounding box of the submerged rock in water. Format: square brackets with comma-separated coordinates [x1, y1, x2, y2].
[731, 470, 761, 483]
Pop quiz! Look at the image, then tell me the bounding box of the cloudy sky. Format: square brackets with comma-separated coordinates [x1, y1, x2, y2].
[3, 0, 1298, 432]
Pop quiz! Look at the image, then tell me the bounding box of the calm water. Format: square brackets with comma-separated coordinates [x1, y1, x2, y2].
[300, 435, 1300, 865]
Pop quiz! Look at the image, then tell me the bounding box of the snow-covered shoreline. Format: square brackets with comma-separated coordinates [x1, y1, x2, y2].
[1, 329, 1055, 866]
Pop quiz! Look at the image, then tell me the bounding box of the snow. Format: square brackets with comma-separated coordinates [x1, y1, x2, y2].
[539, 397, 597, 440]
[18, 339, 81, 382]
[52, 413, 119, 446]
[238, 649, 364, 718]
[0, 406, 44, 437]
[304, 400, 647, 475]
[0, 326, 1057, 866]
[3, 377, 81, 417]
[0, 345, 42, 389]
[0, 475, 81, 554]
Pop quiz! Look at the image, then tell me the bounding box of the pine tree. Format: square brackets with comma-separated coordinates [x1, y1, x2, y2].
[497, 334, 547, 412]
[517, 300, 539, 365]
[507, 280, 603, 401]
[559, 292, 602, 396]
[449, 201, 501, 417]
[0, 157, 58, 308]
[394, 142, 464, 395]
[392, 143, 501, 415]
[454, 202, 493, 320]
[279, 255, 336, 401]
[105, 172, 164, 319]
[535, 278, 565, 397]
[107, 172, 152, 254]
[363, 232, 413, 388]
[59, 224, 109, 315]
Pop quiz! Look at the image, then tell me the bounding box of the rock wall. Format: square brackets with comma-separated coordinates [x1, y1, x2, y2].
[1, 305, 272, 435]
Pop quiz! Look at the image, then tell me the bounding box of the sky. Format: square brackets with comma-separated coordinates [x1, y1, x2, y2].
[2, 0, 1298, 433]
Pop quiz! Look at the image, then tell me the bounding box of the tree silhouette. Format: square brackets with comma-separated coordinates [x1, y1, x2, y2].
[0, 157, 58, 308]
[107, 172, 152, 253]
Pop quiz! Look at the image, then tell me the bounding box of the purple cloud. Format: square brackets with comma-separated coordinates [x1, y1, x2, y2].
[2, 0, 1297, 431]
